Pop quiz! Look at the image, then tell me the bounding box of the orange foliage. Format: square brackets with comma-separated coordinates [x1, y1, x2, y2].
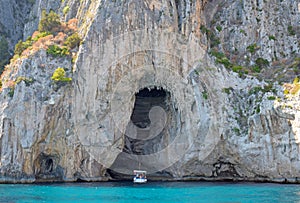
[22, 48, 32, 56]
[54, 32, 67, 45]
[283, 83, 293, 91]
[67, 18, 78, 31]
[1, 67, 11, 80]
[1, 17, 80, 82]
[32, 31, 41, 39]
[31, 35, 54, 52]
[6, 80, 15, 88]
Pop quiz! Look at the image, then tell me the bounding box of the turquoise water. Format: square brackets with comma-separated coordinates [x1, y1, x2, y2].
[1, 181, 300, 203]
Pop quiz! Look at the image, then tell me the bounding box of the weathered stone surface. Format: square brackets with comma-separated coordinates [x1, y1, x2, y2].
[0, 0, 33, 48]
[0, 0, 299, 183]
[204, 0, 300, 60]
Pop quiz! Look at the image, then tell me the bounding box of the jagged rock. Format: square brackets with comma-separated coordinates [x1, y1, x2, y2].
[0, 0, 299, 183]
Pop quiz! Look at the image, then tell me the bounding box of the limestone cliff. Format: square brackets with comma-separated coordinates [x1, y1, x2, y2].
[0, 0, 299, 183]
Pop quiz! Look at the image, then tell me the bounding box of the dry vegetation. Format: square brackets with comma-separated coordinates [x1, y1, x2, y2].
[0, 10, 81, 92]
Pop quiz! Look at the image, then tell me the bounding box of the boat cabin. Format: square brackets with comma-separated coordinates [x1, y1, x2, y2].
[133, 170, 147, 183]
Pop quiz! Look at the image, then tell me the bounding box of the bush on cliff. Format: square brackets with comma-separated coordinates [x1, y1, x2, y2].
[38, 10, 61, 34]
[64, 32, 81, 49]
[14, 37, 32, 56]
[47, 45, 69, 57]
[51, 67, 72, 82]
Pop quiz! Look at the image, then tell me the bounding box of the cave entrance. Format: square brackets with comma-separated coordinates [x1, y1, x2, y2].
[108, 87, 177, 179]
[130, 88, 166, 129]
[125, 87, 170, 155]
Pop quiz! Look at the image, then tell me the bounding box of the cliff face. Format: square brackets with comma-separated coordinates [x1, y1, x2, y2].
[0, 0, 299, 183]
[0, 0, 33, 46]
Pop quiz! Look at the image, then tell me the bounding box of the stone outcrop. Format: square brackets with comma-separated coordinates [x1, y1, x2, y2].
[0, 0, 299, 183]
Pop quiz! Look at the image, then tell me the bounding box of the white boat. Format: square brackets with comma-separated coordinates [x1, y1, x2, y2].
[133, 170, 147, 183]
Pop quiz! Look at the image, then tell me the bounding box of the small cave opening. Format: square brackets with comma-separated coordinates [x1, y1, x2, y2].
[108, 87, 178, 179]
[33, 153, 63, 181]
[45, 158, 53, 173]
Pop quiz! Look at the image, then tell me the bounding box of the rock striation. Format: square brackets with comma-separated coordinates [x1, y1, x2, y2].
[0, 0, 299, 183]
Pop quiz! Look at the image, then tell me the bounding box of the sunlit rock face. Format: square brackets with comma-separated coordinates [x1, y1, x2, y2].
[0, 0, 300, 183]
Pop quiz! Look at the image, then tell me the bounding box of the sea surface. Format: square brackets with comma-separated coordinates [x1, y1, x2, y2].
[1, 181, 300, 203]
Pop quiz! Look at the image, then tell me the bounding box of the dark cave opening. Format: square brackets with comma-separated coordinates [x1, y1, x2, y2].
[45, 158, 53, 173]
[124, 87, 170, 155]
[130, 88, 167, 129]
[33, 153, 64, 181]
[108, 87, 177, 178]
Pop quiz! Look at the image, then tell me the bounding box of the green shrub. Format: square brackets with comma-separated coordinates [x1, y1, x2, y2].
[251, 65, 261, 73]
[200, 25, 210, 34]
[200, 25, 220, 47]
[14, 38, 32, 56]
[216, 25, 222, 32]
[14, 32, 52, 57]
[32, 32, 51, 41]
[290, 58, 300, 74]
[38, 10, 61, 33]
[263, 84, 275, 93]
[268, 35, 276, 40]
[247, 44, 258, 53]
[15, 77, 34, 86]
[51, 67, 72, 82]
[240, 29, 246, 35]
[8, 87, 14, 97]
[231, 65, 249, 77]
[256, 106, 260, 114]
[217, 57, 232, 68]
[64, 32, 81, 49]
[255, 57, 269, 67]
[232, 65, 243, 73]
[223, 88, 232, 94]
[202, 91, 208, 100]
[47, 45, 69, 57]
[267, 96, 276, 100]
[63, 6, 70, 15]
[287, 25, 295, 35]
[210, 35, 221, 47]
[210, 50, 232, 68]
[284, 89, 289, 95]
[249, 86, 263, 94]
[210, 50, 225, 59]
[249, 84, 275, 94]
[293, 77, 299, 84]
[233, 127, 240, 134]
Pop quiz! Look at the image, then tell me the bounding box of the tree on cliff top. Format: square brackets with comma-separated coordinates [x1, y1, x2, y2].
[38, 10, 61, 34]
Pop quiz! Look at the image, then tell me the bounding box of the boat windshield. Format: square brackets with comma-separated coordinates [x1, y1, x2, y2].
[133, 170, 147, 179]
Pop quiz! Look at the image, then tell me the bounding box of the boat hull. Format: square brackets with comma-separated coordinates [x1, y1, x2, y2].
[133, 177, 147, 183]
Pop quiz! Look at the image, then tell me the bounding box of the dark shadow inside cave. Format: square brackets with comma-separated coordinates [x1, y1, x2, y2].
[33, 153, 64, 181]
[108, 87, 177, 179]
[130, 88, 167, 129]
[45, 158, 53, 173]
[124, 87, 170, 155]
